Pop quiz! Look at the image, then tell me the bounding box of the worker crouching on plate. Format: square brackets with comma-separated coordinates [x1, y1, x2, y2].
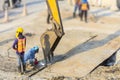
[24, 46, 39, 69]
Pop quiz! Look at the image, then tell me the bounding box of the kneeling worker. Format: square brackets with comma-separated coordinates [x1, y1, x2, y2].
[24, 46, 39, 67]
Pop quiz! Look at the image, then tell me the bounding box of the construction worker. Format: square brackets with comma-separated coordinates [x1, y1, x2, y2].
[80, 0, 90, 23]
[73, 0, 81, 18]
[12, 27, 26, 74]
[24, 46, 39, 67]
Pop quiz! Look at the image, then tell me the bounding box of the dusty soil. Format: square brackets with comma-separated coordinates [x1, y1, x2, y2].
[81, 65, 120, 80]
[0, 0, 120, 80]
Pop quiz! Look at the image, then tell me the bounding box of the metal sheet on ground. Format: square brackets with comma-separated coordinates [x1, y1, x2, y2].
[24, 65, 46, 77]
[51, 36, 120, 77]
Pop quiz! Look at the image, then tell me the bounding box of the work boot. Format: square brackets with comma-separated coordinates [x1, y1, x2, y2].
[17, 66, 23, 75]
[73, 12, 76, 18]
[17, 66, 21, 73]
[79, 13, 81, 17]
[80, 18, 83, 21]
[23, 64, 26, 73]
[85, 19, 88, 23]
[47, 21, 50, 24]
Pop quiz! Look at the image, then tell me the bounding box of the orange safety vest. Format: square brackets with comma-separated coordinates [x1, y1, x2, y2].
[81, 3, 88, 10]
[17, 38, 26, 53]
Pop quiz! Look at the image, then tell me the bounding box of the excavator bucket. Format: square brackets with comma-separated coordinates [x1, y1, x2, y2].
[40, 0, 64, 63]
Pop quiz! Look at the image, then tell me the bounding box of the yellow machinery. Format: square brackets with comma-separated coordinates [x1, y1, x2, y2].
[40, 0, 120, 77]
[40, 0, 64, 64]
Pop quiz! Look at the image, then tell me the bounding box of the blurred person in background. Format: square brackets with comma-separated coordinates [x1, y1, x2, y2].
[73, 0, 81, 18]
[80, 0, 90, 23]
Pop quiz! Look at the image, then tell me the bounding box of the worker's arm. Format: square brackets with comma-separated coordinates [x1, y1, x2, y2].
[87, 2, 90, 10]
[12, 38, 18, 50]
[24, 36, 26, 48]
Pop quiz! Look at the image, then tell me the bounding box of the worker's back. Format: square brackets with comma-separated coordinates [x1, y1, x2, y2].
[17, 33, 26, 53]
[24, 48, 36, 63]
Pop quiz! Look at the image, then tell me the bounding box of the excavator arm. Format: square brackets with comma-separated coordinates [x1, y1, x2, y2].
[40, 0, 64, 62]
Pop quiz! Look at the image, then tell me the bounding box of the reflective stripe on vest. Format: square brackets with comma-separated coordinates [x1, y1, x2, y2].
[81, 3, 88, 10]
[18, 38, 26, 53]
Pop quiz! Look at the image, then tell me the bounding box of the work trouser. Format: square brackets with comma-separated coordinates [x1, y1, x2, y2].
[17, 53, 25, 73]
[80, 10, 88, 22]
[25, 58, 36, 66]
[73, 4, 81, 17]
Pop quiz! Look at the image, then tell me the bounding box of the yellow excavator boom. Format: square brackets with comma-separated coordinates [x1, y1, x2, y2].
[40, 0, 64, 63]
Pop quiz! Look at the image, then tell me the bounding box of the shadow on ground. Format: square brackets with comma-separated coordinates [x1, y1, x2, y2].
[54, 30, 120, 62]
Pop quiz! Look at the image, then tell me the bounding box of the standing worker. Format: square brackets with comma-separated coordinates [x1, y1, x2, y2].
[73, 0, 81, 18]
[12, 27, 26, 74]
[80, 0, 90, 23]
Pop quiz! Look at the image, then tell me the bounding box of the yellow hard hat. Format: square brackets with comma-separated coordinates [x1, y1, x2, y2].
[16, 27, 24, 33]
[16, 27, 24, 38]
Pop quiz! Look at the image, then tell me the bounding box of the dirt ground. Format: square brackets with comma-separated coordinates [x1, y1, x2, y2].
[0, 0, 120, 80]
